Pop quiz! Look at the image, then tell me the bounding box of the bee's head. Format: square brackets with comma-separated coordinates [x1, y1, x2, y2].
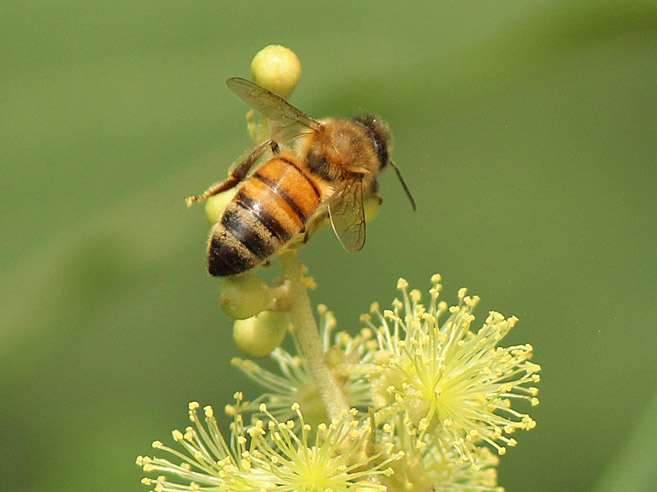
[354, 115, 392, 170]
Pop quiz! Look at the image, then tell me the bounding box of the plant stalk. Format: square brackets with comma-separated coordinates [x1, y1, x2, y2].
[279, 250, 351, 421]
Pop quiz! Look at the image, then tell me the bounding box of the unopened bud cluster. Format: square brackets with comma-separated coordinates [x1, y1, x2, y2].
[219, 272, 291, 358]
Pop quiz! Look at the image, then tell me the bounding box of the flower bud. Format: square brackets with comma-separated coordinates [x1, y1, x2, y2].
[233, 310, 289, 358]
[363, 193, 382, 223]
[205, 188, 238, 225]
[218, 273, 271, 320]
[251, 45, 301, 99]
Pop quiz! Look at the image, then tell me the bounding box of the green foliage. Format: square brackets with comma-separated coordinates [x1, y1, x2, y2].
[593, 394, 657, 492]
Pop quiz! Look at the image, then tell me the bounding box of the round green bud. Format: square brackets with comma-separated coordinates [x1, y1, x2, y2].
[218, 273, 271, 320]
[233, 310, 289, 358]
[364, 193, 381, 223]
[205, 188, 238, 225]
[251, 45, 301, 99]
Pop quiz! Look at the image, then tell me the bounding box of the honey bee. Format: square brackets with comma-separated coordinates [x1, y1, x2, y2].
[186, 77, 415, 277]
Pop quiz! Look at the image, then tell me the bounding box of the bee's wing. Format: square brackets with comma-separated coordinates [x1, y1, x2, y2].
[327, 177, 367, 253]
[226, 77, 321, 141]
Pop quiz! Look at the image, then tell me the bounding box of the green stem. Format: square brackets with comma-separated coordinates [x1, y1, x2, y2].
[279, 250, 351, 421]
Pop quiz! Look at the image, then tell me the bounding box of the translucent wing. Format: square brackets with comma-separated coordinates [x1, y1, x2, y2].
[226, 77, 321, 141]
[327, 177, 367, 253]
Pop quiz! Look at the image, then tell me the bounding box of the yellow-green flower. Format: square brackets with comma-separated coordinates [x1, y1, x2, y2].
[136, 398, 251, 492]
[137, 396, 399, 492]
[362, 276, 541, 466]
[379, 414, 501, 492]
[232, 305, 373, 426]
[240, 403, 400, 492]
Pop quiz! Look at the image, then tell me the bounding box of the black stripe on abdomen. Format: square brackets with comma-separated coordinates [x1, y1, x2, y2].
[253, 173, 309, 222]
[221, 205, 276, 260]
[278, 156, 322, 199]
[235, 191, 292, 243]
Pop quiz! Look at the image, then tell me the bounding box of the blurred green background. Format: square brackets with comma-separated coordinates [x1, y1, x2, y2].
[2, 1, 656, 491]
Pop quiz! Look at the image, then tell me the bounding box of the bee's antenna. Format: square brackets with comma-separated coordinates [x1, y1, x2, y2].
[389, 160, 417, 211]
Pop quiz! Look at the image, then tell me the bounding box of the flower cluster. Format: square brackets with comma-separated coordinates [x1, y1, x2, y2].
[137, 396, 400, 492]
[363, 276, 540, 467]
[231, 304, 373, 426]
[138, 276, 540, 492]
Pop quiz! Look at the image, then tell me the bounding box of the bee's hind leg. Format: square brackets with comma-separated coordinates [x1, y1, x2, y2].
[185, 139, 280, 206]
[300, 212, 328, 244]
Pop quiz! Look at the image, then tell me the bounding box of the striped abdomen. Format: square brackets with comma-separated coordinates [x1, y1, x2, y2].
[207, 156, 322, 276]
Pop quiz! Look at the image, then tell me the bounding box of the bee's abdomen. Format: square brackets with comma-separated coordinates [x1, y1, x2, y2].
[207, 157, 322, 277]
[207, 202, 277, 276]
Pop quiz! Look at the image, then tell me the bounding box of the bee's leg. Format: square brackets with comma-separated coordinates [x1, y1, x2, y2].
[300, 212, 327, 244]
[185, 139, 280, 206]
[301, 230, 313, 244]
